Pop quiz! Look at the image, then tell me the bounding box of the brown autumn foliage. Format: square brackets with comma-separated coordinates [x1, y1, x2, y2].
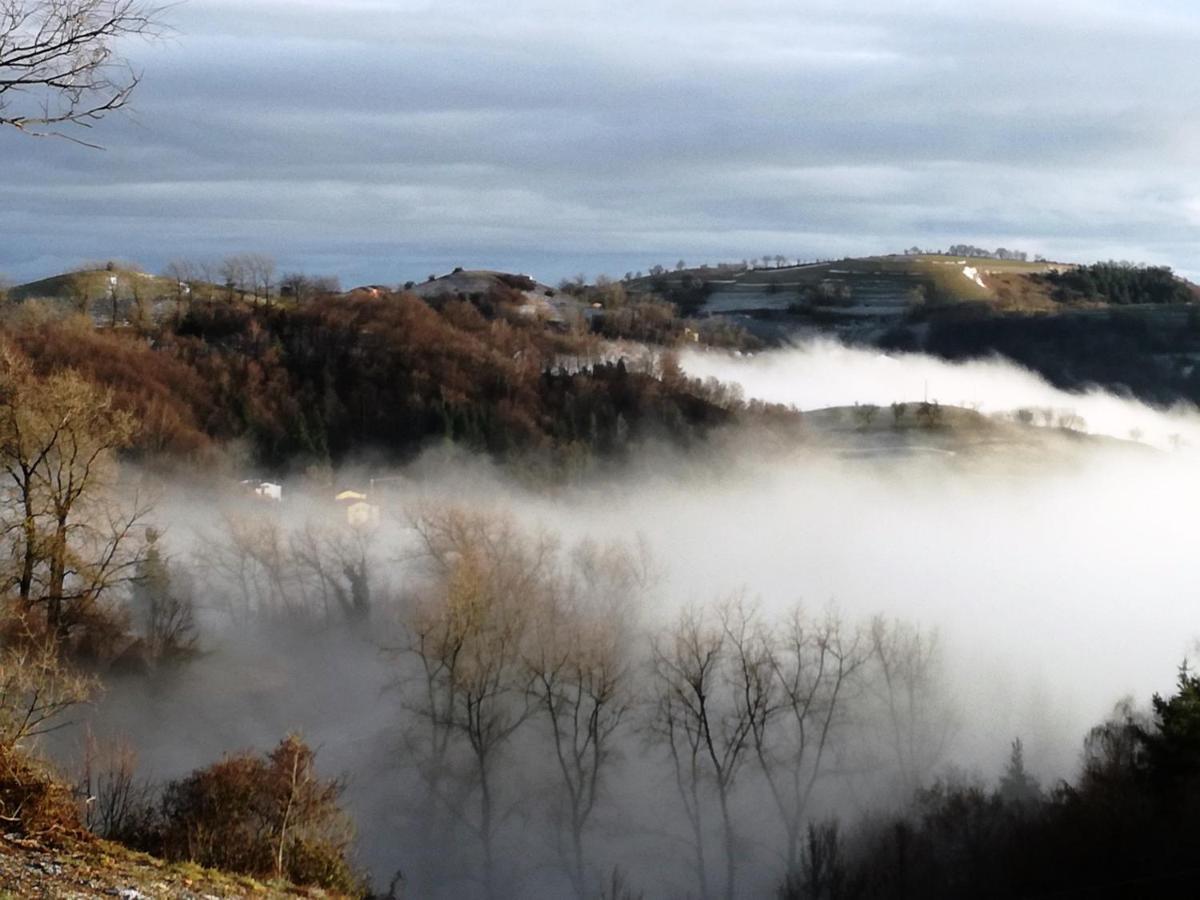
[0, 288, 777, 475]
[151, 735, 365, 895]
[0, 742, 87, 843]
[5, 315, 215, 462]
[0, 349, 151, 651]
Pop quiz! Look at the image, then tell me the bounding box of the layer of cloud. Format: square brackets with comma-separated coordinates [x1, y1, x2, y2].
[3, 0, 1200, 286]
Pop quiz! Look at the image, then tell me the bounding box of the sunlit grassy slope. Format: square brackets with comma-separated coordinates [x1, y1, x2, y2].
[8, 268, 180, 304]
[631, 254, 1074, 315]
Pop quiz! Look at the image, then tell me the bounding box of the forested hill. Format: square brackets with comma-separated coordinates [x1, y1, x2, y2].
[628, 255, 1199, 316]
[0, 282, 773, 475]
[624, 255, 1200, 410]
[7, 253, 1200, 470]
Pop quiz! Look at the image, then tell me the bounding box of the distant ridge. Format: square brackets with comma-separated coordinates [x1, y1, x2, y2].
[625, 253, 1084, 319]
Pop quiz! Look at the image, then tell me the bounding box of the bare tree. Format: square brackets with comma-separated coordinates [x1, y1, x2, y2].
[194, 259, 220, 302]
[195, 511, 293, 622]
[754, 608, 867, 872]
[0, 630, 94, 749]
[245, 254, 276, 306]
[310, 274, 340, 297]
[280, 272, 341, 306]
[289, 520, 373, 624]
[65, 275, 91, 316]
[598, 867, 644, 900]
[649, 599, 761, 900]
[77, 729, 154, 841]
[399, 508, 551, 899]
[853, 404, 879, 428]
[0, 349, 148, 646]
[127, 270, 147, 331]
[219, 255, 250, 302]
[195, 511, 376, 628]
[0, 1, 165, 145]
[866, 617, 957, 799]
[525, 539, 646, 898]
[163, 259, 196, 320]
[649, 605, 716, 900]
[279, 272, 310, 305]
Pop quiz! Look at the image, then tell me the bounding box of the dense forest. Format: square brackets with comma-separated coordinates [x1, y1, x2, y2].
[0, 285, 775, 476]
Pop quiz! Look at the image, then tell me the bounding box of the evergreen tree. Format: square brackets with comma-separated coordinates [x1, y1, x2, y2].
[997, 737, 1041, 812]
[1141, 661, 1200, 787]
[131, 530, 197, 662]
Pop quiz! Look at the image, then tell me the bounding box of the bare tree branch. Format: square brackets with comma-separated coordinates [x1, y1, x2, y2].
[0, 0, 168, 145]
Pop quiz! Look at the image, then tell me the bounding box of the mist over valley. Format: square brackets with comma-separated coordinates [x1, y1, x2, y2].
[5, 0, 1200, 895]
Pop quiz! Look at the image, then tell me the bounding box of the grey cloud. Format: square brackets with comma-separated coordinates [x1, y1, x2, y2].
[3, 0, 1200, 285]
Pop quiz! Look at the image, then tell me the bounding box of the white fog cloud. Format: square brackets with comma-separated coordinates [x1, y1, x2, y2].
[75, 343, 1200, 894]
[681, 340, 1200, 449]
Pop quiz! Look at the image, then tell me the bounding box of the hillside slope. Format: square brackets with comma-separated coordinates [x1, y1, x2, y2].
[9, 268, 180, 305]
[0, 834, 349, 899]
[630, 254, 1075, 319]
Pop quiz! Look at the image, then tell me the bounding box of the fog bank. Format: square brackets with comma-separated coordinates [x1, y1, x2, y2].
[65, 341, 1200, 897]
[680, 339, 1200, 450]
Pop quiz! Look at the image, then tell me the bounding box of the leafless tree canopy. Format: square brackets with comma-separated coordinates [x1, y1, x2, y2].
[0, 0, 164, 143]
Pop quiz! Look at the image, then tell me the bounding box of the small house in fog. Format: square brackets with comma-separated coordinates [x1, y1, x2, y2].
[347, 285, 388, 300]
[241, 480, 283, 502]
[336, 489, 380, 527]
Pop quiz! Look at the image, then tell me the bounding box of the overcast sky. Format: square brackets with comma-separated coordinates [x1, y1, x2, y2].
[4, 0, 1200, 287]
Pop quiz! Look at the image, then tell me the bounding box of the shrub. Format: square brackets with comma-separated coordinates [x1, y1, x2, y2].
[154, 735, 364, 895]
[0, 743, 85, 843]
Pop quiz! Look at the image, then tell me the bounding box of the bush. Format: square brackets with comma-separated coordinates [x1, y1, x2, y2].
[0, 743, 85, 843]
[152, 735, 364, 895]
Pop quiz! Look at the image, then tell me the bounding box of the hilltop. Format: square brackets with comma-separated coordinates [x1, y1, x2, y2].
[615, 254, 1200, 407]
[7, 268, 172, 305]
[625, 253, 1187, 324]
[5, 266, 195, 327]
[399, 268, 592, 327]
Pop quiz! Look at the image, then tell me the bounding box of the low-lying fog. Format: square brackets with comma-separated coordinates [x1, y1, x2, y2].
[680, 337, 1200, 450]
[70, 340, 1200, 898]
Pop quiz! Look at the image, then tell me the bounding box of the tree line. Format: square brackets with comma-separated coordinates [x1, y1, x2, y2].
[779, 666, 1200, 899]
[0, 285, 774, 476]
[1042, 261, 1195, 306]
[903, 245, 1035, 262]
